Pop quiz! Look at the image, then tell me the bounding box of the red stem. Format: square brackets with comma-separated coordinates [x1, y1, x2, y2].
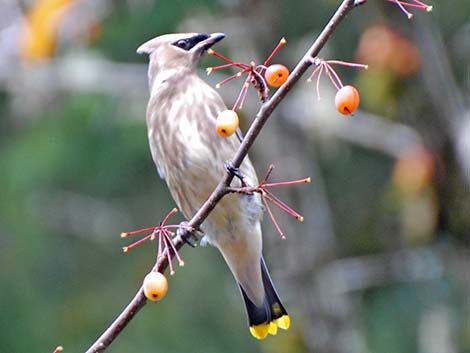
[411, 0, 432, 8]
[388, 0, 413, 17]
[123, 234, 154, 252]
[164, 230, 185, 266]
[207, 62, 242, 73]
[208, 49, 249, 70]
[259, 164, 275, 185]
[161, 208, 178, 225]
[158, 230, 163, 258]
[386, 0, 430, 9]
[324, 64, 342, 90]
[264, 190, 304, 221]
[263, 177, 311, 188]
[263, 37, 287, 66]
[262, 194, 286, 239]
[232, 79, 250, 111]
[216, 68, 250, 88]
[307, 63, 323, 82]
[316, 64, 324, 100]
[121, 226, 155, 237]
[164, 241, 175, 275]
[326, 60, 368, 69]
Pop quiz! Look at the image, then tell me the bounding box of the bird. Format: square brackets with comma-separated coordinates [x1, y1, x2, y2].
[137, 32, 290, 339]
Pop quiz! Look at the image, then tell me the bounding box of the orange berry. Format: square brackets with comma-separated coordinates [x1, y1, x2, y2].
[143, 271, 168, 301]
[264, 64, 289, 88]
[335, 85, 360, 115]
[216, 110, 239, 137]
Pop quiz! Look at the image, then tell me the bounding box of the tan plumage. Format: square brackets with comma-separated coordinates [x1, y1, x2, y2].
[138, 33, 289, 339]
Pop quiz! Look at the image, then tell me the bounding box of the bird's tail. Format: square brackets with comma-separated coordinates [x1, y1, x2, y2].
[239, 257, 290, 340]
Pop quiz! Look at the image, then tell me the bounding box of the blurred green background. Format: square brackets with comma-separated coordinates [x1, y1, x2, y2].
[1, 0, 469, 352]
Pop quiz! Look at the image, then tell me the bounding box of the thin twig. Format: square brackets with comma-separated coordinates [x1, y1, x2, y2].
[85, 1, 356, 351]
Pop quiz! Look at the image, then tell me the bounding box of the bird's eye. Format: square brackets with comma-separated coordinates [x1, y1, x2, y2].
[175, 39, 190, 50]
[172, 34, 209, 51]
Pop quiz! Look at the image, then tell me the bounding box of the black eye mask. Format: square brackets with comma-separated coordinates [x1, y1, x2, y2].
[172, 34, 210, 51]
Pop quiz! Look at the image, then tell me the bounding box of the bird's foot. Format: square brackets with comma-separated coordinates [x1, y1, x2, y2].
[177, 221, 199, 247]
[224, 160, 247, 187]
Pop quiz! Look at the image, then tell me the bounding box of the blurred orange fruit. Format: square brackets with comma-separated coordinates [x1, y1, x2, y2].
[393, 148, 435, 194]
[356, 24, 420, 77]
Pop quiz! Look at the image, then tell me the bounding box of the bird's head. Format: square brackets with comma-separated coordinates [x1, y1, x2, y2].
[137, 32, 225, 82]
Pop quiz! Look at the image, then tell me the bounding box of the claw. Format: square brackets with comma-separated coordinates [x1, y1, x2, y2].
[177, 221, 198, 247]
[224, 160, 247, 187]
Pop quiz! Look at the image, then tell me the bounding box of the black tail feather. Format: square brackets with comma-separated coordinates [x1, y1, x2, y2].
[260, 257, 288, 320]
[239, 257, 288, 327]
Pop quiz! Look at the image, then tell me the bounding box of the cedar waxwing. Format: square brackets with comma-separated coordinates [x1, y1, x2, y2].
[137, 32, 290, 339]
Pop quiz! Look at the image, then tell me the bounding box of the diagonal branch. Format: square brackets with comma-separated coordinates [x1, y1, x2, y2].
[85, 1, 356, 352]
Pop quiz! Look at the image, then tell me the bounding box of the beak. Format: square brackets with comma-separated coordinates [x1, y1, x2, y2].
[195, 32, 226, 52]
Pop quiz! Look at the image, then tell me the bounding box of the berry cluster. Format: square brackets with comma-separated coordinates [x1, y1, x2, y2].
[207, 38, 289, 138]
[307, 57, 367, 115]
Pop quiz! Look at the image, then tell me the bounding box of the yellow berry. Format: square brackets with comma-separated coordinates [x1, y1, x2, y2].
[143, 271, 168, 301]
[216, 110, 239, 137]
[335, 85, 360, 115]
[264, 64, 289, 88]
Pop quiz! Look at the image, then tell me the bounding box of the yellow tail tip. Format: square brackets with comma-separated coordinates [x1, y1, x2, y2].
[268, 322, 278, 335]
[250, 316, 290, 339]
[276, 315, 291, 330]
[249, 324, 270, 340]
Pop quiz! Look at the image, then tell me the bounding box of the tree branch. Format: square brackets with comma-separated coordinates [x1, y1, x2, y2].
[85, 1, 356, 351]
